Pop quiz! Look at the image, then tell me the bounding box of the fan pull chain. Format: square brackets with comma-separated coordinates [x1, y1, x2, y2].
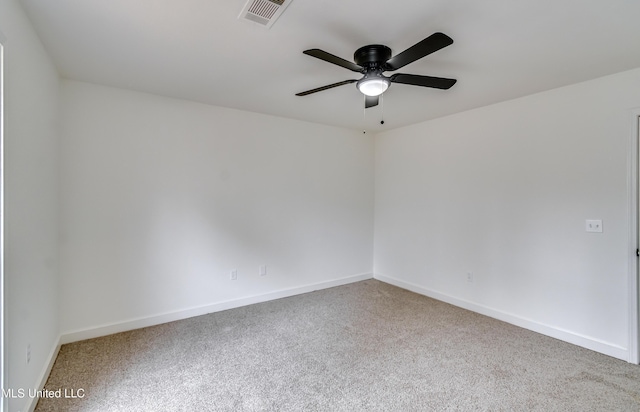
[380, 94, 385, 125]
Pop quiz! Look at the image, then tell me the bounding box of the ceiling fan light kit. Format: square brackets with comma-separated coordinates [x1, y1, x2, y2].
[296, 32, 457, 109]
[357, 76, 390, 97]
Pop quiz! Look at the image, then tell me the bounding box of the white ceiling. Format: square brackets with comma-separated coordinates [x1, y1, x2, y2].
[19, 0, 640, 132]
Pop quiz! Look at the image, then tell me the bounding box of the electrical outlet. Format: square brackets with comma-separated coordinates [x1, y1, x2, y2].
[586, 219, 603, 233]
[259, 265, 267, 276]
[26, 344, 31, 364]
[230, 270, 237, 280]
[467, 272, 474, 283]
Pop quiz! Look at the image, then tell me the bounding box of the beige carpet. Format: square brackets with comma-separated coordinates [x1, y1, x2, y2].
[36, 280, 640, 411]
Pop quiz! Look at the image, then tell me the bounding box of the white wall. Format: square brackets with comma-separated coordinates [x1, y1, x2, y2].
[0, 0, 60, 411]
[59, 80, 374, 336]
[57, 69, 640, 360]
[374, 68, 640, 360]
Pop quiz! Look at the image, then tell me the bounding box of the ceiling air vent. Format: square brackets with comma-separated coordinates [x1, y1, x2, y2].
[239, 0, 293, 29]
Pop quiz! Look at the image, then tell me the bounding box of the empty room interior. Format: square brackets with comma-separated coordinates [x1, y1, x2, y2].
[3, 0, 640, 410]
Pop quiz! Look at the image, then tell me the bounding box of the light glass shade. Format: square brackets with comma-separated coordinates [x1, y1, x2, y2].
[357, 78, 390, 97]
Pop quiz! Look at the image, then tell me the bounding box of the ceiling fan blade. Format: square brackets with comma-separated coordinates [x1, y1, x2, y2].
[303, 49, 363, 73]
[365, 95, 379, 109]
[384, 33, 453, 71]
[390, 73, 457, 89]
[296, 79, 357, 96]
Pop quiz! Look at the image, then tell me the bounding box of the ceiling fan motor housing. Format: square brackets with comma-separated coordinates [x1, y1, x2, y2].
[354, 45, 392, 69]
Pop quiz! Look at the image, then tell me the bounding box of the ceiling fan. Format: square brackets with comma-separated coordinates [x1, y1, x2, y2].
[296, 32, 457, 109]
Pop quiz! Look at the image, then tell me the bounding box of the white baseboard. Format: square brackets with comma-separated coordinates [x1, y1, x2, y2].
[24, 336, 61, 412]
[374, 273, 629, 361]
[60, 273, 373, 345]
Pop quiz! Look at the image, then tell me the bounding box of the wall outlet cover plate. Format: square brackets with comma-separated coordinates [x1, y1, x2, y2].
[586, 219, 603, 233]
